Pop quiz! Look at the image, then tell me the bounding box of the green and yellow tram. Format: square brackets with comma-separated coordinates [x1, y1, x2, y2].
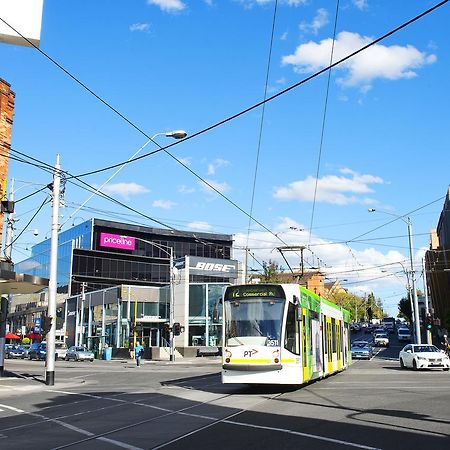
[222, 284, 351, 384]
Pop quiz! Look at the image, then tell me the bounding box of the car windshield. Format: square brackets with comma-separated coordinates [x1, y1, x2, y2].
[376, 334, 388, 338]
[352, 343, 368, 349]
[398, 329, 410, 335]
[413, 345, 439, 353]
[76, 347, 87, 351]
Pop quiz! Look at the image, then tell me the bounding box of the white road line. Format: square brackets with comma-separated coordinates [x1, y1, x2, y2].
[0, 402, 143, 450]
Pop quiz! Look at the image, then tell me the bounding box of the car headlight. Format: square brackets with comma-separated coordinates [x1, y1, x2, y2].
[417, 356, 426, 360]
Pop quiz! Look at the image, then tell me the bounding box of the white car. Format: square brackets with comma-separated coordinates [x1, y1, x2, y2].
[374, 333, 389, 347]
[399, 344, 450, 371]
[65, 346, 95, 362]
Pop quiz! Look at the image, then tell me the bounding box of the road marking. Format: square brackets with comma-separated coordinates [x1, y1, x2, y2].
[0, 402, 143, 450]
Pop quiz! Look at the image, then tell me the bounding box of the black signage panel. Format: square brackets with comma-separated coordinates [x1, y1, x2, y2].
[224, 284, 285, 301]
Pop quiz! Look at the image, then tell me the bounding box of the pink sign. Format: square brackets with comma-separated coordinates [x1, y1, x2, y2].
[100, 232, 135, 250]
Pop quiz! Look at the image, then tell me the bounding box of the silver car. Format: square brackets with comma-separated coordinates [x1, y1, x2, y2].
[65, 346, 94, 362]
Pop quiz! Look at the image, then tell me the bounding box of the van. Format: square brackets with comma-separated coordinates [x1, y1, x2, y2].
[397, 328, 411, 342]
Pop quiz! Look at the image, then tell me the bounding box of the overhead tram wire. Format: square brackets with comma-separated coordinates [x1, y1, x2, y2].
[2, 2, 447, 259]
[245, 0, 279, 256]
[1, 1, 446, 182]
[308, 0, 340, 247]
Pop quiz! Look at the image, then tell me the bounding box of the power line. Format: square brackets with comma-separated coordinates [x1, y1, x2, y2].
[308, 0, 340, 247]
[33, 0, 447, 179]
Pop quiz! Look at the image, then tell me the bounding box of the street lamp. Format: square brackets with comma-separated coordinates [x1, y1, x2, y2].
[61, 130, 188, 229]
[125, 236, 176, 361]
[368, 208, 421, 344]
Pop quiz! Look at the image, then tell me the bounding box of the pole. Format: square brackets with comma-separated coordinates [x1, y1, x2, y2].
[79, 282, 86, 346]
[45, 154, 60, 386]
[407, 218, 421, 344]
[243, 247, 248, 284]
[423, 257, 432, 345]
[169, 247, 175, 362]
[0, 180, 15, 376]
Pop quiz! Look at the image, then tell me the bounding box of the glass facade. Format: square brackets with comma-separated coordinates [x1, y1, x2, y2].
[188, 283, 227, 347]
[14, 220, 93, 293]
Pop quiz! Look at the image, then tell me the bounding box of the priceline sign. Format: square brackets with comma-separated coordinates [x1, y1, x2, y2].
[100, 233, 135, 250]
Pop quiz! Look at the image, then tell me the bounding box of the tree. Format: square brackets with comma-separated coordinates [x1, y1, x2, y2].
[398, 297, 412, 323]
[260, 260, 284, 282]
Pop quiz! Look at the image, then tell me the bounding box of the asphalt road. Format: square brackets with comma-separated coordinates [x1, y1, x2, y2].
[0, 334, 449, 450]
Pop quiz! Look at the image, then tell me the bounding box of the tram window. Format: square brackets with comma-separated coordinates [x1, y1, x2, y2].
[302, 311, 307, 367]
[284, 303, 300, 355]
[331, 318, 336, 353]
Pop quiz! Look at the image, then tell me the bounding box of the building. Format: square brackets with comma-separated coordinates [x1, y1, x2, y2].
[425, 187, 450, 330]
[13, 218, 237, 355]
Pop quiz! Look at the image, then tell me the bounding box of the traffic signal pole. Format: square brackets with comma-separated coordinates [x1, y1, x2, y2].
[45, 155, 61, 386]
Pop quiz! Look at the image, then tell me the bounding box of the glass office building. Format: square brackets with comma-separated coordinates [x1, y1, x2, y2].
[15, 219, 237, 353]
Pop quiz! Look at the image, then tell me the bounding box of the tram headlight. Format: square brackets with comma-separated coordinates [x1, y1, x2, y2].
[274, 358, 279, 363]
[225, 358, 231, 363]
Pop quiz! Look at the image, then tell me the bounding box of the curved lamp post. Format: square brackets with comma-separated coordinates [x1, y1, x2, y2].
[125, 236, 176, 362]
[368, 208, 421, 344]
[61, 130, 188, 229]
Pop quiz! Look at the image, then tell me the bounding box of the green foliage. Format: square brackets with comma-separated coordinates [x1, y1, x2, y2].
[260, 260, 284, 283]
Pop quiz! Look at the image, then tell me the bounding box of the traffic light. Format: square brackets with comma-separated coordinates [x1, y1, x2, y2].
[425, 315, 433, 331]
[173, 322, 181, 336]
[41, 315, 53, 335]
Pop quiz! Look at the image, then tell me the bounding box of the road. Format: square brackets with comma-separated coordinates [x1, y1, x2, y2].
[0, 334, 449, 450]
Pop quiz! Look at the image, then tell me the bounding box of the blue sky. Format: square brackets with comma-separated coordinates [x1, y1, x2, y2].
[1, 0, 449, 316]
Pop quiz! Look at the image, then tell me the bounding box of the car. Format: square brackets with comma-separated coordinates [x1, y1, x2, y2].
[399, 344, 450, 371]
[55, 342, 67, 360]
[373, 333, 389, 347]
[397, 328, 411, 342]
[5, 345, 25, 359]
[19, 344, 31, 359]
[364, 324, 374, 334]
[351, 341, 373, 360]
[65, 346, 95, 362]
[350, 323, 361, 332]
[28, 342, 47, 360]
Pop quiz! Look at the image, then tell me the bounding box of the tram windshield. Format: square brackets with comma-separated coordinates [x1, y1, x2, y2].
[224, 297, 285, 347]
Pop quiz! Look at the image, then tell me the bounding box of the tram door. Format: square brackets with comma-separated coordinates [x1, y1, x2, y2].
[321, 314, 326, 374]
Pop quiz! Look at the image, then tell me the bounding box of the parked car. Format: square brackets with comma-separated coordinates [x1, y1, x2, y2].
[397, 328, 411, 342]
[5, 345, 25, 359]
[65, 346, 95, 362]
[28, 342, 47, 360]
[373, 332, 389, 347]
[55, 342, 67, 360]
[19, 344, 31, 359]
[351, 341, 373, 360]
[364, 324, 374, 334]
[399, 344, 450, 371]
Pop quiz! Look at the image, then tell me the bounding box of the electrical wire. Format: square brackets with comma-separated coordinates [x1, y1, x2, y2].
[2, 0, 440, 180]
[246, 0, 278, 254]
[308, 0, 340, 247]
[3, 196, 50, 257]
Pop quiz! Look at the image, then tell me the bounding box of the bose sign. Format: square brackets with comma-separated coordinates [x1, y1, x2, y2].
[194, 262, 235, 273]
[189, 256, 238, 278]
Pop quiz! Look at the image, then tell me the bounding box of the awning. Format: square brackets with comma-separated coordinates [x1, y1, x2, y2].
[5, 332, 21, 340]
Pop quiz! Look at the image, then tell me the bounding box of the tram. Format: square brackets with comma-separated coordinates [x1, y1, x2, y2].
[221, 283, 351, 385]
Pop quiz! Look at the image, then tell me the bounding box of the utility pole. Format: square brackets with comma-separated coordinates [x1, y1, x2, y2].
[407, 218, 421, 345]
[422, 257, 432, 345]
[45, 155, 60, 386]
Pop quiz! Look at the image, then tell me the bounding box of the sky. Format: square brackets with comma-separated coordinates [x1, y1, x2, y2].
[1, 0, 449, 317]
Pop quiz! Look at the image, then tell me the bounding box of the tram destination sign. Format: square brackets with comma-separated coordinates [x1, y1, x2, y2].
[225, 285, 285, 300]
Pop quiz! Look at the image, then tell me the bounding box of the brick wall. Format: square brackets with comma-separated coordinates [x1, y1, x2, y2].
[0, 78, 15, 251]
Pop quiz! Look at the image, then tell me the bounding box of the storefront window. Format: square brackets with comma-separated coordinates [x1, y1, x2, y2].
[189, 324, 206, 346]
[189, 285, 206, 318]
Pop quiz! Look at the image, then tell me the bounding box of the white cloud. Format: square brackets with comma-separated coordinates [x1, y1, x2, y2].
[188, 221, 213, 231]
[100, 182, 150, 200]
[199, 179, 230, 195]
[147, 0, 186, 13]
[152, 199, 176, 209]
[177, 156, 192, 166]
[129, 23, 150, 33]
[282, 31, 436, 90]
[178, 184, 195, 194]
[207, 158, 230, 175]
[280, 31, 288, 41]
[273, 168, 384, 205]
[353, 0, 368, 10]
[299, 8, 329, 35]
